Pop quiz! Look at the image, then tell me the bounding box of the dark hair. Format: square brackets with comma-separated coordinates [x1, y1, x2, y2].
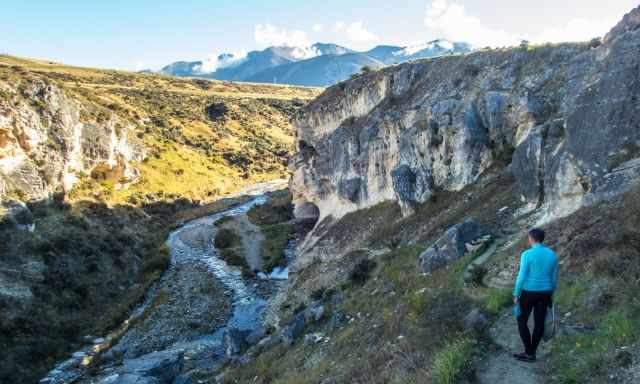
[529, 228, 546, 243]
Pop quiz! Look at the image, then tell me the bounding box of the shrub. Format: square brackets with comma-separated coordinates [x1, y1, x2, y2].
[219, 248, 252, 277]
[142, 244, 170, 275]
[589, 37, 602, 49]
[484, 288, 513, 315]
[432, 338, 476, 384]
[423, 291, 472, 333]
[604, 309, 635, 345]
[260, 223, 292, 271]
[349, 258, 377, 285]
[214, 228, 241, 249]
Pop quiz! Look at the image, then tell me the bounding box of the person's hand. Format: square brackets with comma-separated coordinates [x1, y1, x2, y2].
[513, 296, 519, 304]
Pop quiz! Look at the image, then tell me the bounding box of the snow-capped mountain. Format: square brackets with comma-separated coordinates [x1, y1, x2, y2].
[157, 39, 471, 86]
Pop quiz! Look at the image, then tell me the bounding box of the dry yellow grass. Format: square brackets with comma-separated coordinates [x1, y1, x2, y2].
[0, 54, 322, 205]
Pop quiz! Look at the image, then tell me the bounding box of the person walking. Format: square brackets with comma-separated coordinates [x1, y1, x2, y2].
[513, 228, 558, 362]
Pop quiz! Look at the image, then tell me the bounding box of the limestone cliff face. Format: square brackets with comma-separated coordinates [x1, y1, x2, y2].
[290, 6, 640, 256]
[0, 79, 146, 201]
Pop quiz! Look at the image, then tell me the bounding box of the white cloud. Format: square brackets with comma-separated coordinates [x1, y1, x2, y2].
[424, 0, 518, 47]
[530, 17, 619, 44]
[333, 21, 345, 32]
[345, 21, 377, 43]
[196, 50, 248, 73]
[424, 0, 621, 48]
[254, 24, 311, 47]
[312, 23, 324, 32]
[135, 60, 145, 70]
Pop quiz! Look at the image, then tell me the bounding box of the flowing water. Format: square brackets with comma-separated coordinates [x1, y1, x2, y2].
[41, 181, 292, 383]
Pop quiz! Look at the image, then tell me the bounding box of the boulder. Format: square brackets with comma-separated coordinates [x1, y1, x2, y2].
[119, 350, 184, 384]
[0, 200, 34, 231]
[419, 219, 490, 275]
[224, 328, 252, 357]
[100, 373, 162, 384]
[172, 375, 195, 384]
[463, 308, 489, 333]
[280, 312, 307, 345]
[303, 301, 326, 323]
[585, 281, 612, 312]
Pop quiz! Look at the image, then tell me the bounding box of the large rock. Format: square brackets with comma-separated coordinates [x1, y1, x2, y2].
[119, 350, 184, 384]
[0, 200, 34, 231]
[280, 312, 307, 345]
[224, 327, 252, 357]
[290, 6, 640, 261]
[0, 80, 146, 201]
[419, 219, 490, 275]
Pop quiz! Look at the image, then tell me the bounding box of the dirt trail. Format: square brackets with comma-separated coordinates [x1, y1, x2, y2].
[469, 238, 551, 384]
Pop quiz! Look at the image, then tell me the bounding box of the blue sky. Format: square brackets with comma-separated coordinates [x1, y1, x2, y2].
[1, 0, 638, 70]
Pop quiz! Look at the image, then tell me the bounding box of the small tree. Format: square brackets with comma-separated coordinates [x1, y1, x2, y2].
[589, 37, 602, 49]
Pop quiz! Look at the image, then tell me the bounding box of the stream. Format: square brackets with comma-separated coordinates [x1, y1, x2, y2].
[41, 181, 293, 384]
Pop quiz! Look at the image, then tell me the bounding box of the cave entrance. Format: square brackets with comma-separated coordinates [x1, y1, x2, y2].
[294, 202, 320, 231]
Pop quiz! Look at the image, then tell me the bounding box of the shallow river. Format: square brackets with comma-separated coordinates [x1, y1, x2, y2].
[41, 181, 291, 384]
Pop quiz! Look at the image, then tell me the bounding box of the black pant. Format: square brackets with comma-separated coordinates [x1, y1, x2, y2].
[517, 290, 552, 356]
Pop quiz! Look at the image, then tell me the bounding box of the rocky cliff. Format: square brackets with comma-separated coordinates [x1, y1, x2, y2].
[0, 79, 145, 201]
[290, 6, 640, 261]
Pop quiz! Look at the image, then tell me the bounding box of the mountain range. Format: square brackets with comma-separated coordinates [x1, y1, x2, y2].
[156, 40, 472, 86]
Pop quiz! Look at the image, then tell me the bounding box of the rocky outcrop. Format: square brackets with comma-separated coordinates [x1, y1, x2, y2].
[0, 79, 146, 202]
[290, 6, 640, 253]
[418, 219, 490, 275]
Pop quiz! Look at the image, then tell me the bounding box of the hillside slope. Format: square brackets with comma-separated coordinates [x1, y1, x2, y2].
[0, 56, 319, 383]
[213, 6, 640, 384]
[0, 55, 319, 204]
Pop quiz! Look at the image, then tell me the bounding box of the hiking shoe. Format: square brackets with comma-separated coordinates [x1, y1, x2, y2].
[514, 353, 536, 362]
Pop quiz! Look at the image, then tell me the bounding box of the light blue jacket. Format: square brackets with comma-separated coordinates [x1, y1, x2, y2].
[513, 243, 558, 297]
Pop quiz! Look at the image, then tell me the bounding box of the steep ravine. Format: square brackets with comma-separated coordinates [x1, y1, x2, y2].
[40, 181, 293, 384]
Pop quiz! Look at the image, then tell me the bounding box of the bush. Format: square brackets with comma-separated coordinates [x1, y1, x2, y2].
[484, 288, 513, 315]
[432, 338, 476, 384]
[219, 248, 252, 277]
[589, 37, 602, 48]
[214, 228, 241, 249]
[260, 223, 292, 271]
[423, 291, 472, 333]
[604, 308, 635, 345]
[142, 244, 170, 275]
[247, 191, 293, 226]
[349, 258, 377, 285]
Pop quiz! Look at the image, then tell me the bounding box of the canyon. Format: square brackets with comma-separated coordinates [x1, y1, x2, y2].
[2, 5, 640, 384]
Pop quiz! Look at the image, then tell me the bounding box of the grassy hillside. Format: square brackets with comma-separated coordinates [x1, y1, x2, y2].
[0, 56, 319, 384]
[0, 54, 320, 204]
[218, 169, 640, 384]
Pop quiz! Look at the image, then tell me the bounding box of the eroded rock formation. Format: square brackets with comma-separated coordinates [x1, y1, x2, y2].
[0, 79, 146, 202]
[290, 6, 640, 257]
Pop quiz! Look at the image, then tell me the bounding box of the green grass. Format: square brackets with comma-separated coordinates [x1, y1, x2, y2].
[550, 273, 640, 383]
[247, 191, 293, 226]
[603, 308, 635, 345]
[214, 228, 242, 249]
[483, 288, 513, 315]
[432, 338, 477, 384]
[247, 191, 294, 272]
[214, 227, 252, 275]
[260, 223, 293, 271]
